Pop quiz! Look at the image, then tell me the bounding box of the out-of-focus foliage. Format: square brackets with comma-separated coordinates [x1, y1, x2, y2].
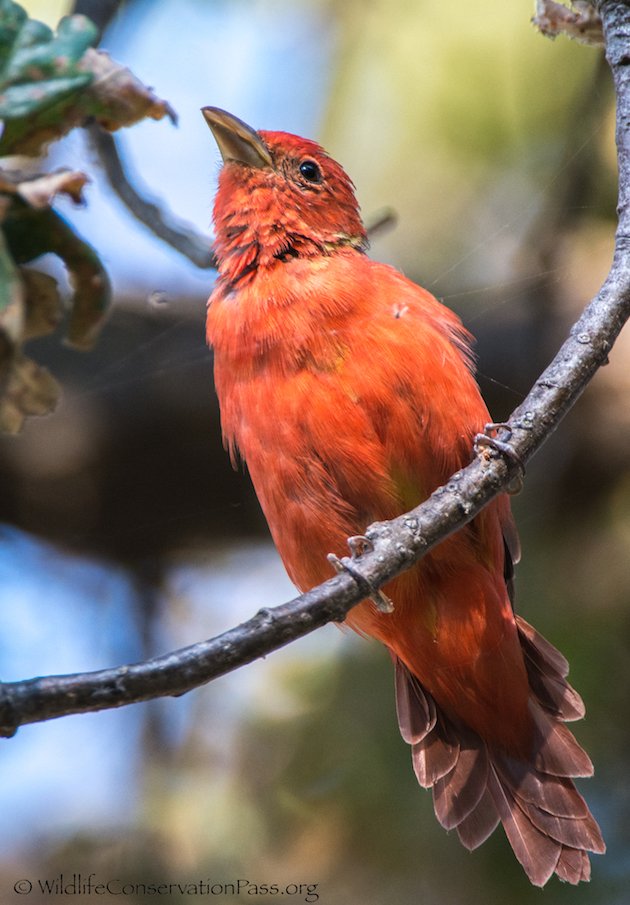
[0, 6, 96, 156]
[0, 0, 174, 433]
[0, 0, 175, 158]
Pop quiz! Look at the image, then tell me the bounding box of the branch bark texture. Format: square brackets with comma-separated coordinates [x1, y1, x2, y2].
[2, 1, 630, 736]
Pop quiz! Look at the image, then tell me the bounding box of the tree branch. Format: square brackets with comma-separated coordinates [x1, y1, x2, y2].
[87, 126, 218, 270]
[69, 0, 219, 270]
[1, 0, 629, 737]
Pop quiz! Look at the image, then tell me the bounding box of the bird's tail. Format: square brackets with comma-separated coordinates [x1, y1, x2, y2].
[394, 615, 605, 885]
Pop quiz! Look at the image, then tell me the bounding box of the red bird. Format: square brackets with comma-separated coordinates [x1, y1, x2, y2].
[203, 106, 604, 885]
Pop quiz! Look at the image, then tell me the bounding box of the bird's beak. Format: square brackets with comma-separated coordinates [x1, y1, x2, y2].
[202, 106, 273, 170]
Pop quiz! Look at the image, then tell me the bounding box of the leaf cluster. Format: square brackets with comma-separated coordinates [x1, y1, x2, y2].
[0, 0, 174, 432]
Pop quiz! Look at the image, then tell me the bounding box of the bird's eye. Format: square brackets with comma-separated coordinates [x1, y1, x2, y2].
[299, 159, 322, 183]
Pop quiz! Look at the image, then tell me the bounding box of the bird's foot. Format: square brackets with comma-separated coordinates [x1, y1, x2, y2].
[328, 536, 394, 613]
[347, 534, 373, 557]
[474, 422, 525, 494]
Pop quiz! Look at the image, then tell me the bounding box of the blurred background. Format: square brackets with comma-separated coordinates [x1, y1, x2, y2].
[0, 1, 628, 903]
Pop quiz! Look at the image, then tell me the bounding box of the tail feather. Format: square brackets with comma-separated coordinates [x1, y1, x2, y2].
[495, 756, 588, 818]
[456, 786, 500, 850]
[555, 846, 591, 884]
[394, 642, 605, 886]
[516, 615, 570, 677]
[518, 615, 585, 722]
[412, 712, 459, 788]
[515, 792, 604, 851]
[526, 667, 586, 722]
[487, 766, 563, 886]
[530, 703, 594, 778]
[433, 737, 488, 830]
[395, 656, 435, 742]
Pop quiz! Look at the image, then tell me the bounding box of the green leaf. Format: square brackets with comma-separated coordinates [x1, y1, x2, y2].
[0, 2, 175, 430]
[2, 11, 95, 85]
[0, 3, 175, 156]
[0, 0, 27, 70]
[0, 3, 98, 154]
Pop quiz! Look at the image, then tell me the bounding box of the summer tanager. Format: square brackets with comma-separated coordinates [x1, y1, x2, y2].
[203, 107, 604, 885]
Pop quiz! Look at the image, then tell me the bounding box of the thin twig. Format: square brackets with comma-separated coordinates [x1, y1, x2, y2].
[365, 207, 397, 239]
[1, 0, 629, 736]
[88, 126, 217, 270]
[70, 0, 218, 269]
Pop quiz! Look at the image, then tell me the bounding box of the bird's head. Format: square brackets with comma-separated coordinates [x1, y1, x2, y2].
[202, 107, 367, 282]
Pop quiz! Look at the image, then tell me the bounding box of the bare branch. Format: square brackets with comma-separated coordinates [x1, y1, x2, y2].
[1, 0, 629, 737]
[88, 126, 217, 270]
[69, 0, 218, 269]
[365, 207, 397, 239]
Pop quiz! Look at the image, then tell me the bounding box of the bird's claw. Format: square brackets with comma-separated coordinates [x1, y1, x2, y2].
[327, 540, 394, 614]
[347, 534, 373, 557]
[474, 422, 524, 494]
